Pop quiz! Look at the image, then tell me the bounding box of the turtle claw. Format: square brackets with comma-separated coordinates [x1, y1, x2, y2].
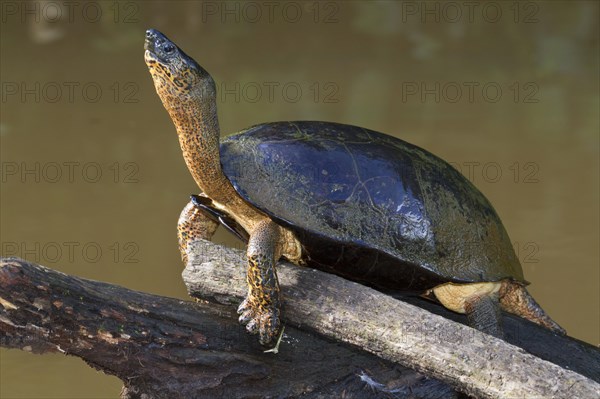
[245, 319, 259, 334]
[238, 311, 254, 326]
[237, 295, 282, 347]
[257, 310, 281, 347]
[237, 297, 251, 314]
[237, 300, 255, 325]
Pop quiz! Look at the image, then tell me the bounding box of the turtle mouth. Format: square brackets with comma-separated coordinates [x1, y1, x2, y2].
[144, 49, 159, 66]
[143, 38, 153, 53]
[144, 29, 158, 57]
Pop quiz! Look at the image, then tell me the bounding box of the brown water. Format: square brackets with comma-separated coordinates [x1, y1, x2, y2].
[1, 1, 598, 397]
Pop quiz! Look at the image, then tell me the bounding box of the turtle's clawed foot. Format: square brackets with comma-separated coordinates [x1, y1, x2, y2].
[237, 298, 256, 326]
[237, 296, 281, 347]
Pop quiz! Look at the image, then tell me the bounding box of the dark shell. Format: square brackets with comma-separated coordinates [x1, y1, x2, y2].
[220, 121, 523, 291]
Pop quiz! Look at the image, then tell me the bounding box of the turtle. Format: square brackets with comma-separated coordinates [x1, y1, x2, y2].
[144, 29, 566, 347]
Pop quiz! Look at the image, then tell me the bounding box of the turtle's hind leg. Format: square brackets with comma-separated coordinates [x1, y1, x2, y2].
[499, 281, 566, 335]
[464, 293, 503, 339]
[433, 282, 505, 337]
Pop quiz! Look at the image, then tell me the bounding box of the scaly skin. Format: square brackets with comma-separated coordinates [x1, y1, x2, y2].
[464, 293, 504, 338]
[145, 29, 284, 346]
[434, 281, 565, 335]
[238, 220, 282, 345]
[499, 280, 566, 334]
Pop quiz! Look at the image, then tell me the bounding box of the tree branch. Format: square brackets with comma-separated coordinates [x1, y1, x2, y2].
[2, 237, 599, 399]
[184, 240, 600, 399]
[0, 257, 461, 399]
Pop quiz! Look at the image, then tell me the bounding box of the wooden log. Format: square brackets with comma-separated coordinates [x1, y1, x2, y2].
[184, 239, 600, 399]
[0, 257, 462, 399]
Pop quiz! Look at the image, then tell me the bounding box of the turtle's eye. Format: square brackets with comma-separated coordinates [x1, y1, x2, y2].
[164, 43, 175, 54]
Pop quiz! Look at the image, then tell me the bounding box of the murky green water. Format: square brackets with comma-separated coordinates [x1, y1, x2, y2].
[1, 1, 598, 397]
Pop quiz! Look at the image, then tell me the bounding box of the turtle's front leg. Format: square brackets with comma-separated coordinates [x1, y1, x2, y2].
[177, 199, 219, 264]
[238, 219, 283, 347]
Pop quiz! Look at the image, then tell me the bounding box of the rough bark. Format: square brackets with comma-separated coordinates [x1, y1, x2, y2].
[184, 240, 600, 399]
[0, 257, 461, 399]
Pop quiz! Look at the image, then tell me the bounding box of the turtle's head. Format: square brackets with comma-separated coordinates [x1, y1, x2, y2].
[144, 29, 215, 109]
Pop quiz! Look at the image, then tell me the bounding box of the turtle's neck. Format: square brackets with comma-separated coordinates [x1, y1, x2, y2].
[158, 82, 267, 230]
[166, 95, 231, 202]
